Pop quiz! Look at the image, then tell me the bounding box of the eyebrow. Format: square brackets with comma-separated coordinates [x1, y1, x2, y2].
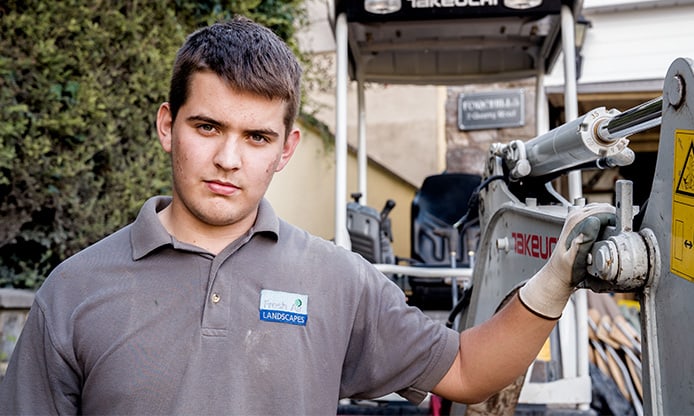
[186, 114, 226, 129]
[186, 114, 281, 139]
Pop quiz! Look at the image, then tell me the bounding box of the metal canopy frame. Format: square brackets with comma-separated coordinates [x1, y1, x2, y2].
[329, 0, 584, 247]
[327, 0, 590, 410]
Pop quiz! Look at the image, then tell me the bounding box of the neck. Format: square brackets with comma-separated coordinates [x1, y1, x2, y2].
[157, 204, 255, 255]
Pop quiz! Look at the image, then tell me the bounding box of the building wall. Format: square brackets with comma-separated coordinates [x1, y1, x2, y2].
[305, 62, 447, 188]
[547, 0, 694, 86]
[297, 0, 447, 188]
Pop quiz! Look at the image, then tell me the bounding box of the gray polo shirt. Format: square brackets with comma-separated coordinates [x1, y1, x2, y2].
[0, 196, 459, 415]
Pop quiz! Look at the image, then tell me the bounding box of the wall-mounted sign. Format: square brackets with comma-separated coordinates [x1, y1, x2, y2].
[458, 89, 525, 131]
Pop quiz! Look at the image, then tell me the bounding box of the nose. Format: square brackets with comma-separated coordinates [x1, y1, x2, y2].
[213, 136, 242, 170]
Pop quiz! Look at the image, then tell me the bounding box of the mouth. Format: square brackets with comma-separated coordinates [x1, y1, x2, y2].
[205, 180, 239, 196]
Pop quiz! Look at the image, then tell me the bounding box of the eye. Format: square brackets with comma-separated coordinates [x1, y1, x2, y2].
[249, 133, 270, 144]
[197, 123, 218, 135]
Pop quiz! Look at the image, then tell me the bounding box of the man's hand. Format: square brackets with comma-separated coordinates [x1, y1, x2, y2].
[519, 203, 616, 319]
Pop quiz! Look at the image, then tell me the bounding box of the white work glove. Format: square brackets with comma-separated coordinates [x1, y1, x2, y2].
[519, 203, 616, 319]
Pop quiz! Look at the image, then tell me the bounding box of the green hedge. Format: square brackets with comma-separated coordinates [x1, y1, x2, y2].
[0, 0, 306, 289]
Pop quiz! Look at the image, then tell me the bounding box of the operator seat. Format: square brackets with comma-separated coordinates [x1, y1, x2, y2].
[407, 172, 481, 310]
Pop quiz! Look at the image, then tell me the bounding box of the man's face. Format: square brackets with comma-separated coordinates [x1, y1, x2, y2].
[157, 71, 299, 234]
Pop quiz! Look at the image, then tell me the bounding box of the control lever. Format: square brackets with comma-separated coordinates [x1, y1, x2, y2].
[380, 199, 396, 223]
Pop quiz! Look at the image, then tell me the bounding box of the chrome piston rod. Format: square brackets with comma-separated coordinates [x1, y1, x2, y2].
[597, 96, 663, 142]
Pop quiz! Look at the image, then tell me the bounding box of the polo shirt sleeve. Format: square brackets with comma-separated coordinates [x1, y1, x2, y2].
[0, 300, 80, 415]
[339, 259, 460, 404]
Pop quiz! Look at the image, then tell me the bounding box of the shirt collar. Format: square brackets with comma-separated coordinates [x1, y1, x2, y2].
[251, 198, 280, 238]
[131, 196, 280, 260]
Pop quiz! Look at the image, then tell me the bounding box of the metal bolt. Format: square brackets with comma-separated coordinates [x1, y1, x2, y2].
[496, 237, 509, 252]
[591, 243, 618, 281]
[666, 75, 684, 107]
[594, 246, 612, 271]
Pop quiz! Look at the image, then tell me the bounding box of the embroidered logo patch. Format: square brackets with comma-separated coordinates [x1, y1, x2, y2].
[259, 289, 308, 326]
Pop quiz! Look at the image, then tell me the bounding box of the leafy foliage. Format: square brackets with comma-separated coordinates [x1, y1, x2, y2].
[0, 0, 307, 288]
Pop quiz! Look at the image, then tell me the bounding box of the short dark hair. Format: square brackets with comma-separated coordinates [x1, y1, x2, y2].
[168, 16, 303, 136]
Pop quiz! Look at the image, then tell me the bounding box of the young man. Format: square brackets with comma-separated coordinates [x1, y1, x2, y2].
[0, 16, 614, 414]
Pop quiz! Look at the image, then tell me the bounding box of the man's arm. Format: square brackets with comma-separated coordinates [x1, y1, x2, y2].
[432, 203, 616, 403]
[432, 294, 555, 403]
[0, 301, 80, 415]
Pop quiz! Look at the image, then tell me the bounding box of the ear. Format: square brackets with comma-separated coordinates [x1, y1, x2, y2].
[157, 102, 173, 153]
[275, 128, 301, 172]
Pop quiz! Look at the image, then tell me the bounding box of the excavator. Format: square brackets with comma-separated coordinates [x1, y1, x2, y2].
[330, 1, 693, 414]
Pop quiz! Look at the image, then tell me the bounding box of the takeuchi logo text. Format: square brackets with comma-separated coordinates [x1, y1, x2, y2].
[408, 0, 498, 8]
[512, 232, 557, 260]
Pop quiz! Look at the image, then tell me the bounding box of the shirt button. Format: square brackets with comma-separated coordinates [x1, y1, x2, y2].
[211, 293, 221, 304]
